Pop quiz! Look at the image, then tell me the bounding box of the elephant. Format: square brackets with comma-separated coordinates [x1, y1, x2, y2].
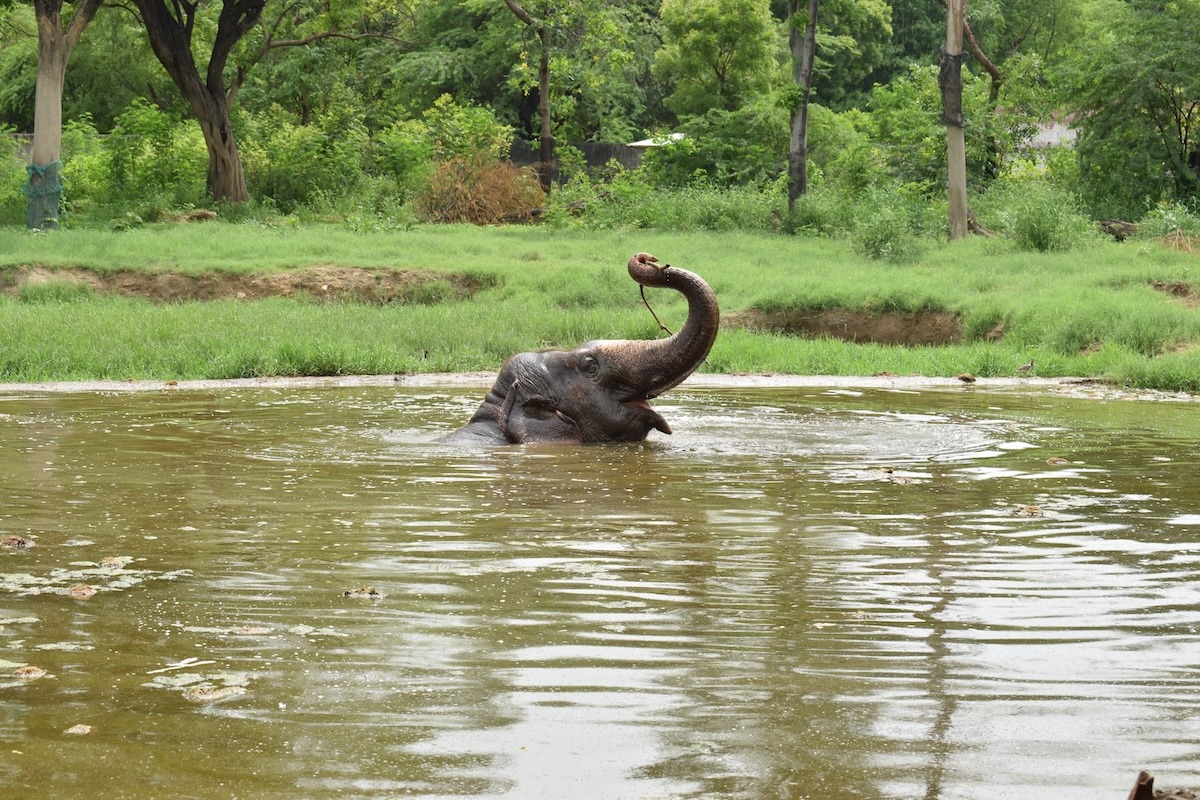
[442, 252, 719, 444]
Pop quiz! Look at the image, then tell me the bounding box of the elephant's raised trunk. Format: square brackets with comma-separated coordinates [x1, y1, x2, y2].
[611, 252, 720, 399]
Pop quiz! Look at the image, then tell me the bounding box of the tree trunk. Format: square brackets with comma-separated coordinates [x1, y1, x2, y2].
[196, 102, 249, 203]
[535, 24, 553, 193]
[787, 0, 819, 212]
[503, 0, 554, 193]
[942, 0, 968, 240]
[131, 0, 261, 203]
[27, 0, 101, 229]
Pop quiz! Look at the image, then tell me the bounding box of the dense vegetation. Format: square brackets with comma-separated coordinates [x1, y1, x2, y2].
[2, 0, 1198, 392]
[0, 0, 1197, 232]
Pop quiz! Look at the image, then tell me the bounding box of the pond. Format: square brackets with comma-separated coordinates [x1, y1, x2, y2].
[1, 379, 1199, 799]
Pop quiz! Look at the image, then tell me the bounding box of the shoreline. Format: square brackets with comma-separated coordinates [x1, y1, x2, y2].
[0, 372, 1196, 404]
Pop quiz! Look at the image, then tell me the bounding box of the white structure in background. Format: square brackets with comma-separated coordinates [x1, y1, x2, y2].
[1030, 119, 1077, 149]
[627, 132, 686, 148]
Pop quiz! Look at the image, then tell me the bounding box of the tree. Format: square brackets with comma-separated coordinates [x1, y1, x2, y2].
[1067, 0, 1200, 216]
[655, 0, 776, 118]
[802, 0, 891, 109]
[787, 0, 818, 209]
[130, 0, 412, 203]
[942, 0, 967, 239]
[26, 0, 101, 228]
[502, 0, 552, 192]
[129, 0, 263, 202]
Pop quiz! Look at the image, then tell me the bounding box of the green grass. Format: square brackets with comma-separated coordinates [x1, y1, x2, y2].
[1, 223, 1198, 390]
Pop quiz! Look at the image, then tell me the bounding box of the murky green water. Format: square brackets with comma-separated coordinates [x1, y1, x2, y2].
[2, 384, 1199, 799]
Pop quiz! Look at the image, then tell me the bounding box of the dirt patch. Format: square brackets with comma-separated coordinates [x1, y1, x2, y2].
[2, 265, 493, 305]
[1151, 279, 1199, 308]
[726, 307, 965, 346]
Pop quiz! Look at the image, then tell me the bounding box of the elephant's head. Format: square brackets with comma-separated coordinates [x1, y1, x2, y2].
[444, 253, 719, 444]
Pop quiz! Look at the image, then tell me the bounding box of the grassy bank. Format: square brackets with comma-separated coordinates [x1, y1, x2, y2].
[2, 223, 1198, 390]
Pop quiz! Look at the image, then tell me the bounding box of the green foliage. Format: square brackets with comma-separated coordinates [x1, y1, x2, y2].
[375, 119, 435, 192]
[1136, 201, 1200, 240]
[809, 0, 895, 110]
[546, 171, 786, 232]
[102, 99, 207, 215]
[421, 94, 514, 161]
[240, 100, 372, 213]
[856, 64, 1033, 196]
[0, 125, 25, 225]
[978, 181, 1101, 253]
[642, 98, 790, 187]
[1064, 0, 1200, 217]
[655, 0, 777, 117]
[0, 33, 34, 131]
[18, 279, 95, 303]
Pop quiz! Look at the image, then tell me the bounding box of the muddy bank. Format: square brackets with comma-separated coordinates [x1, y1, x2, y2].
[725, 307, 976, 346]
[1, 265, 492, 304]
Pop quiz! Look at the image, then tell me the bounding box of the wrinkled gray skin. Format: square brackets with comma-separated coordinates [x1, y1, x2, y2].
[443, 252, 719, 444]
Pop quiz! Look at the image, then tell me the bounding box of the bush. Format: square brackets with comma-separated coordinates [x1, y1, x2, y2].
[413, 154, 545, 224]
[546, 171, 785, 232]
[642, 99, 789, 188]
[849, 187, 926, 262]
[982, 181, 1101, 253]
[103, 99, 208, 215]
[240, 102, 372, 212]
[0, 126, 25, 225]
[1136, 201, 1200, 251]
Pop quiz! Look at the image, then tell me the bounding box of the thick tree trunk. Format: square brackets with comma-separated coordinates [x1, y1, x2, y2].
[787, 0, 819, 212]
[196, 105, 249, 203]
[27, 0, 101, 229]
[131, 0, 261, 203]
[942, 0, 968, 240]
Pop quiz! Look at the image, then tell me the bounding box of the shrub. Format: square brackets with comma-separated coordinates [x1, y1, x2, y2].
[421, 94, 514, 162]
[1136, 201, 1200, 252]
[642, 99, 789, 188]
[103, 98, 208, 214]
[0, 126, 25, 225]
[413, 154, 545, 224]
[983, 181, 1101, 253]
[850, 188, 924, 262]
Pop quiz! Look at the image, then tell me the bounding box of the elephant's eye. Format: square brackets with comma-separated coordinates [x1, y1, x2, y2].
[580, 356, 600, 379]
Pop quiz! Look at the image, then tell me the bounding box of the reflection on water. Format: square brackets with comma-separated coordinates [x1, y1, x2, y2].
[1, 385, 1199, 799]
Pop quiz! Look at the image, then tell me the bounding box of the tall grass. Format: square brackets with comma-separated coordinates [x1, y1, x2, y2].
[2, 224, 1199, 390]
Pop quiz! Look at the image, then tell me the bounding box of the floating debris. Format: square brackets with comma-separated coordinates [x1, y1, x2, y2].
[342, 585, 383, 600]
[287, 624, 348, 638]
[34, 642, 94, 652]
[63, 724, 92, 735]
[1, 535, 34, 550]
[182, 685, 247, 704]
[1015, 504, 1043, 516]
[145, 670, 252, 705]
[12, 665, 47, 681]
[1, 559, 191, 597]
[180, 624, 275, 636]
[1046, 456, 1070, 465]
[147, 656, 217, 675]
[957, 373, 977, 384]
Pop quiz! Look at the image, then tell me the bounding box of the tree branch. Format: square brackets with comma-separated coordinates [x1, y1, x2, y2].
[503, 0, 537, 28]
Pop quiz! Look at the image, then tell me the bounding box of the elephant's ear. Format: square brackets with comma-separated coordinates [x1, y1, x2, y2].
[499, 379, 582, 443]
